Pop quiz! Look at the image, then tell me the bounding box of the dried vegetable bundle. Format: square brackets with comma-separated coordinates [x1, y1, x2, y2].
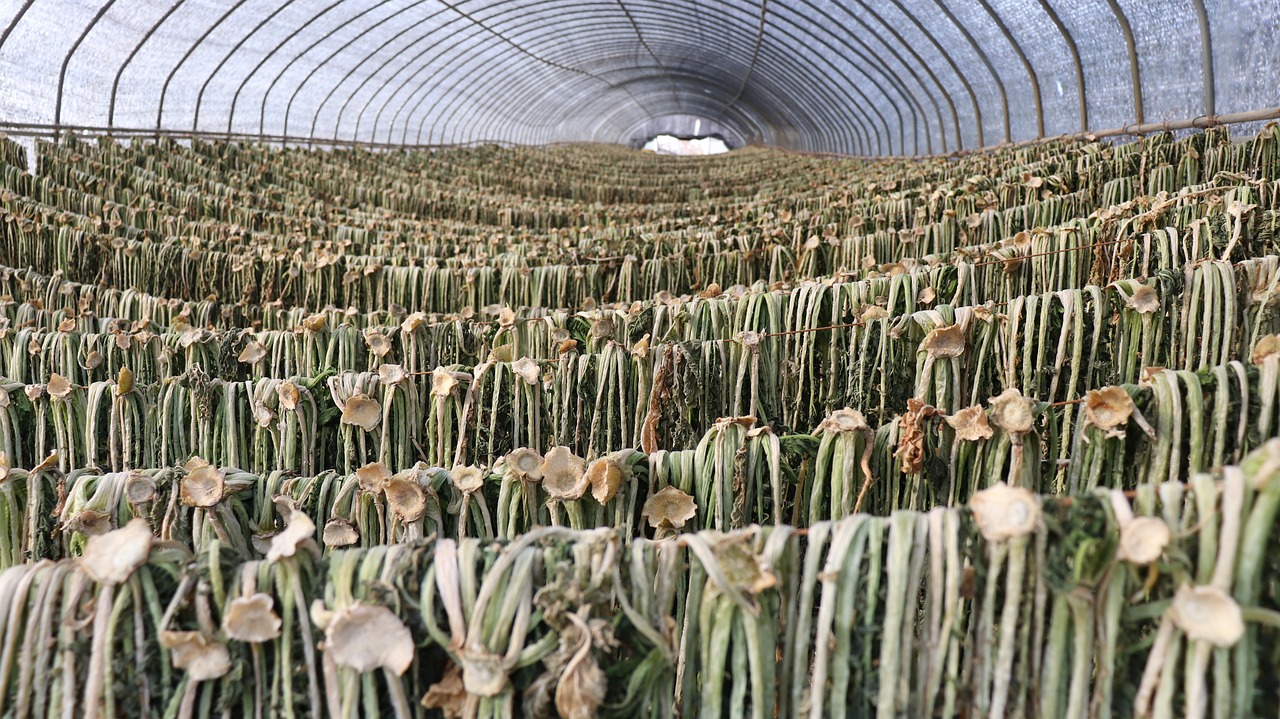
[0, 124, 1278, 716]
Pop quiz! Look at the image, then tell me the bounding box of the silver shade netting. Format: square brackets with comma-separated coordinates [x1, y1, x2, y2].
[0, 0, 1276, 155]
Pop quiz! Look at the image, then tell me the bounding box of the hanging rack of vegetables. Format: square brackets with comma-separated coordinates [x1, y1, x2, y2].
[1, 122, 1280, 716]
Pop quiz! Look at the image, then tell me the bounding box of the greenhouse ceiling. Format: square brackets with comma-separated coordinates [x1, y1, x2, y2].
[0, 0, 1276, 156]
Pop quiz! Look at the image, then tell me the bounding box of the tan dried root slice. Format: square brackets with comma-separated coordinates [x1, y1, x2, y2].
[31, 451, 59, 473]
[1253, 334, 1280, 364]
[1226, 199, 1258, 221]
[224, 593, 283, 643]
[378, 363, 408, 386]
[181, 461, 226, 507]
[252, 402, 275, 427]
[859, 305, 890, 322]
[735, 331, 761, 349]
[47, 372, 73, 399]
[1122, 284, 1161, 314]
[364, 331, 392, 357]
[921, 324, 966, 358]
[124, 471, 157, 506]
[432, 368, 461, 397]
[1117, 516, 1171, 565]
[945, 405, 994, 441]
[385, 475, 428, 522]
[632, 334, 652, 357]
[340, 393, 381, 431]
[267, 507, 316, 562]
[356, 462, 392, 493]
[400, 312, 428, 334]
[585, 454, 626, 505]
[1139, 366, 1167, 387]
[301, 313, 327, 332]
[323, 518, 359, 548]
[1083, 386, 1132, 432]
[969, 482, 1041, 542]
[641, 486, 697, 530]
[115, 366, 134, 396]
[238, 341, 267, 365]
[421, 663, 466, 718]
[497, 307, 516, 327]
[512, 357, 540, 385]
[450, 465, 485, 493]
[277, 381, 302, 410]
[589, 315, 615, 339]
[178, 328, 207, 349]
[65, 509, 112, 536]
[895, 398, 942, 474]
[505, 448, 544, 481]
[160, 631, 232, 680]
[541, 447, 588, 501]
[1168, 584, 1244, 647]
[79, 518, 153, 584]
[818, 408, 870, 434]
[1082, 386, 1156, 439]
[325, 603, 414, 674]
[989, 388, 1036, 438]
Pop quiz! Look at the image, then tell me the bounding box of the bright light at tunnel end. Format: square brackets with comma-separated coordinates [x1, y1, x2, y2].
[642, 134, 731, 156]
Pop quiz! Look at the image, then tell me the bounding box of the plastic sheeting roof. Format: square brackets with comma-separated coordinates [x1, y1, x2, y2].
[0, 0, 1276, 155]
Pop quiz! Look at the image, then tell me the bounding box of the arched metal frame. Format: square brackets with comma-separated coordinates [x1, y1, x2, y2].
[0, 0, 1271, 156]
[378, 0, 880, 149]
[402, 0, 901, 152]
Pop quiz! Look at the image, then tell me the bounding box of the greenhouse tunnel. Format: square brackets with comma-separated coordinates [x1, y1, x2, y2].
[7, 2, 1280, 718]
[0, 0, 1277, 156]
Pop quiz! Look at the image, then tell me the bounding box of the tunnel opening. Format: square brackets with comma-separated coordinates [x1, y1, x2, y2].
[627, 115, 745, 152]
[642, 133, 731, 155]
